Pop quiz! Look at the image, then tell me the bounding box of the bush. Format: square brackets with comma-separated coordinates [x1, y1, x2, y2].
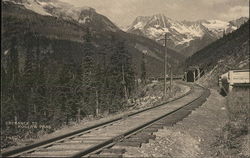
[222, 89, 249, 150]
[214, 89, 249, 157]
[226, 89, 249, 124]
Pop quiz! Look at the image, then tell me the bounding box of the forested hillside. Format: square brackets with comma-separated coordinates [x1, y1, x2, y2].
[1, 29, 137, 147]
[2, 1, 184, 76]
[186, 20, 249, 86]
[1, 2, 185, 148]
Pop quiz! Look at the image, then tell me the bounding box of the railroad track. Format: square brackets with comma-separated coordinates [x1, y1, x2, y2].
[1, 83, 210, 158]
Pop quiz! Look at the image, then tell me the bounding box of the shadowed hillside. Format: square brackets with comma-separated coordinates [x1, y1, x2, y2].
[2, 1, 184, 78]
[186, 20, 249, 87]
[1, 1, 185, 148]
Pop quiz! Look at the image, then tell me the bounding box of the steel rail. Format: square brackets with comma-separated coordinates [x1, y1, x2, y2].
[72, 85, 210, 157]
[1, 82, 195, 157]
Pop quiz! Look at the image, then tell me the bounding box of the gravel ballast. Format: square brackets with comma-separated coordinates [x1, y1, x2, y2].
[124, 89, 228, 157]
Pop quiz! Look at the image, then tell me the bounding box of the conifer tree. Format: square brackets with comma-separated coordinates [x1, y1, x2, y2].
[80, 27, 97, 115]
[141, 52, 146, 85]
[108, 39, 135, 110]
[22, 33, 36, 121]
[9, 36, 19, 85]
[2, 36, 20, 123]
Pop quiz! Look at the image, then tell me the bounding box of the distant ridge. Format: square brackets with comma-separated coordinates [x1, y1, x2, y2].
[127, 14, 248, 56]
[186, 20, 249, 86]
[2, 1, 184, 78]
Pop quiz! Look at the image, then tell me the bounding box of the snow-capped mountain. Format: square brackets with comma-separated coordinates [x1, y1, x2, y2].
[3, 0, 119, 32]
[2, 1, 185, 78]
[127, 14, 248, 56]
[229, 17, 249, 28]
[200, 20, 237, 37]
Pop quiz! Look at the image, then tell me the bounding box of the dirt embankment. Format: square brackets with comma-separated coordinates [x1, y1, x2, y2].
[125, 87, 250, 158]
[213, 89, 250, 158]
[131, 81, 190, 109]
[124, 89, 229, 157]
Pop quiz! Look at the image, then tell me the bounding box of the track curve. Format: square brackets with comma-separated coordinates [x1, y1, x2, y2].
[1, 83, 209, 158]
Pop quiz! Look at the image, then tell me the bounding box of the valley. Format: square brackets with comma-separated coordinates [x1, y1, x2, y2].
[127, 14, 248, 56]
[1, 0, 249, 157]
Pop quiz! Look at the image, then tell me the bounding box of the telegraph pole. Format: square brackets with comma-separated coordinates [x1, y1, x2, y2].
[122, 65, 128, 101]
[95, 90, 99, 116]
[170, 65, 173, 93]
[164, 33, 167, 97]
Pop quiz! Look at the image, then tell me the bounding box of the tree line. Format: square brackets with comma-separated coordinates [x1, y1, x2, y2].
[1, 29, 143, 147]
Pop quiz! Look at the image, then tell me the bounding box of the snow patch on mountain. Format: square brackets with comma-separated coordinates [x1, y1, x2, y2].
[147, 27, 168, 38]
[4, 0, 52, 16]
[128, 14, 248, 56]
[178, 37, 194, 45]
[128, 15, 206, 47]
[25, 1, 52, 16]
[202, 20, 233, 34]
[37, 1, 54, 7]
[5, 0, 119, 32]
[171, 23, 204, 38]
[134, 22, 145, 30]
[78, 16, 90, 24]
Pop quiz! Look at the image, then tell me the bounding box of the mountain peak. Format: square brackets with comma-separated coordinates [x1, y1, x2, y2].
[77, 6, 96, 12]
[4, 0, 120, 32]
[127, 15, 248, 56]
[229, 17, 249, 28]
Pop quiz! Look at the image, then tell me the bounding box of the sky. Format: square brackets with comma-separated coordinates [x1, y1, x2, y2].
[60, 0, 249, 27]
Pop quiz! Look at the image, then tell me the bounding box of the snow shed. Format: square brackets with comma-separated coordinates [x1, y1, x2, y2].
[185, 66, 201, 82]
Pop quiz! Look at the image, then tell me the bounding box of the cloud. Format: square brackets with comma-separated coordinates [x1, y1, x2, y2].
[59, 0, 249, 26]
[219, 6, 249, 20]
[200, 0, 233, 6]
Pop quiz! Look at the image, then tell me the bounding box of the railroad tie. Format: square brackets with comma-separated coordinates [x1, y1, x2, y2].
[149, 124, 164, 129]
[1, 84, 208, 158]
[115, 141, 142, 147]
[132, 133, 156, 140]
[125, 137, 149, 143]
[141, 127, 158, 133]
[101, 148, 126, 154]
[89, 154, 123, 158]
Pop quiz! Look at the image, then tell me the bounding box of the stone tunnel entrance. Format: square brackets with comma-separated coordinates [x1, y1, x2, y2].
[184, 66, 203, 82]
[187, 70, 195, 82]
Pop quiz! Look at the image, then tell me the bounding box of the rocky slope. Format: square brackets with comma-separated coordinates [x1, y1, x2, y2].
[2, 1, 184, 78]
[124, 89, 228, 158]
[186, 20, 249, 87]
[127, 14, 248, 56]
[3, 0, 120, 32]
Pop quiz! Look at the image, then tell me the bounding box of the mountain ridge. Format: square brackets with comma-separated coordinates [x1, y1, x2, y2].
[3, 0, 120, 32]
[127, 14, 249, 56]
[186, 20, 249, 86]
[2, 1, 184, 78]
